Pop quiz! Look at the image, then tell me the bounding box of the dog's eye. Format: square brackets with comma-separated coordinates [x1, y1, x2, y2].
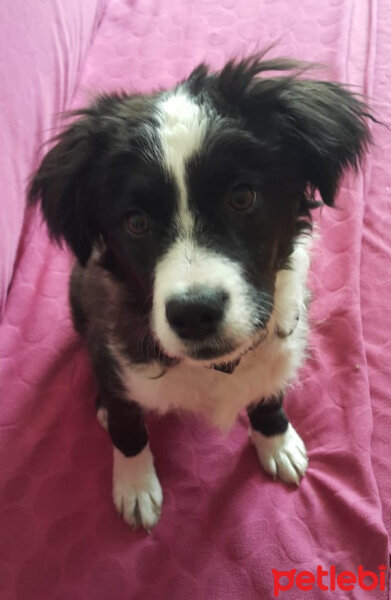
[126, 210, 150, 236]
[228, 186, 257, 212]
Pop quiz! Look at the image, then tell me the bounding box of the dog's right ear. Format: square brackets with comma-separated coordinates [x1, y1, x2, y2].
[29, 113, 99, 266]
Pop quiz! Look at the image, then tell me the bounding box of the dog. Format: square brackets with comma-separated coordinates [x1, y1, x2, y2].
[29, 55, 371, 530]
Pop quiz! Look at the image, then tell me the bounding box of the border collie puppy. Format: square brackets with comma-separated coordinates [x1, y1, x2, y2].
[29, 55, 370, 530]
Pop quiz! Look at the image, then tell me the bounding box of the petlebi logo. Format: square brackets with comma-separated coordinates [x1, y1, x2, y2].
[272, 564, 387, 597]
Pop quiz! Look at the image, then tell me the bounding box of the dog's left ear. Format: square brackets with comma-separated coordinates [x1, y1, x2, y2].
[216, 57, 372, 206]
[272, 78, 372, 205]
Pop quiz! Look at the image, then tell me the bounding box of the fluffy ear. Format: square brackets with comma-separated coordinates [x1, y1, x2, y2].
[28, 114, 99, 265]
[216, 56, 372, 206]
[273, 78, 372, 205]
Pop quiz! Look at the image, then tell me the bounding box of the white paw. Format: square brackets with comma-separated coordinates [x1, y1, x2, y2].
[112, 445, 163, 530]
[250, 424, 308, 485]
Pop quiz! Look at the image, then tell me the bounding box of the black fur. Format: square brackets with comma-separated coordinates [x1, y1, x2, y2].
[29, 55, 371, 268]
[105, 398, 148, 458]
[247, 394, 289, 436]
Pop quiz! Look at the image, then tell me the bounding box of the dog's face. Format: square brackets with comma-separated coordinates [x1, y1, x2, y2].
[30, 56, 370, 364]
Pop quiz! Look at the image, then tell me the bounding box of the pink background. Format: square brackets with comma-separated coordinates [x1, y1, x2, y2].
[0, 0, 390, 598]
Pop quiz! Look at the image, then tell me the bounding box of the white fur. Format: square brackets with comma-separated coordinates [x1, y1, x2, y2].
[158, 91, 211, 235]
[111, 237, 311, 432]
[112, 445, 163, 530]
[152, 242, 263, 358]
[97, 407, 108, 430]
[273, 236, 311, 335]
[250, 424, 308, 485]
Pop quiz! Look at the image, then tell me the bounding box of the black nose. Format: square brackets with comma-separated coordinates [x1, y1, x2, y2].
[165, 288, 228, 341]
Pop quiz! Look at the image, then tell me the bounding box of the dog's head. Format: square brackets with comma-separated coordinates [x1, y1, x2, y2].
[29, 55, 371, 365]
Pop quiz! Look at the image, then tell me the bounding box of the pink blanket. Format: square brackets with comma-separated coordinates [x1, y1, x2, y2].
[0, 0, 105, 318]
[1, 1, 390, 599]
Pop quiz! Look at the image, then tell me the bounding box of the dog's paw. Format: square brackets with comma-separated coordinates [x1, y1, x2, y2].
[250, 424, 308, 485]
[112, 445, 163, 530]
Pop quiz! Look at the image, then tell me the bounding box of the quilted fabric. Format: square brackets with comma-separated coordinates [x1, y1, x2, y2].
[0, 0, 105, 318]
[361, 0, 391, 555]
[0, 1, 390, 599]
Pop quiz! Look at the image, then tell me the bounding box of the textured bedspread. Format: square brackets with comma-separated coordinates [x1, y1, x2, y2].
[0, 0, 105, 318]
[0, 1, 390, 598]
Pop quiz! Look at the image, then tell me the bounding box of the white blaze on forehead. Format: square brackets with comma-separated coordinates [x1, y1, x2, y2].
[157, 90, 210, 234]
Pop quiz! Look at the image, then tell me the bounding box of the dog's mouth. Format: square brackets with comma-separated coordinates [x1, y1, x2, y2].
[150, 328, 267, 377]
[188, 342, 236, 361]
[171, 328, 268, 371]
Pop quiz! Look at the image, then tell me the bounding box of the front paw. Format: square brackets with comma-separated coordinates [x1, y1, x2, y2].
[250, 424, 308, 485]
[112, 445, 163, 530]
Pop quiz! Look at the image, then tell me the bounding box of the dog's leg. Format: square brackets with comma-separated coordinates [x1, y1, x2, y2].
[98, 397, 162, 530]
[247, 395, 308, 485]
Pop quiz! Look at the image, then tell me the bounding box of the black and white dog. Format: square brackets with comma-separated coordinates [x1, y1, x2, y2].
[29, 56, 370, 530]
